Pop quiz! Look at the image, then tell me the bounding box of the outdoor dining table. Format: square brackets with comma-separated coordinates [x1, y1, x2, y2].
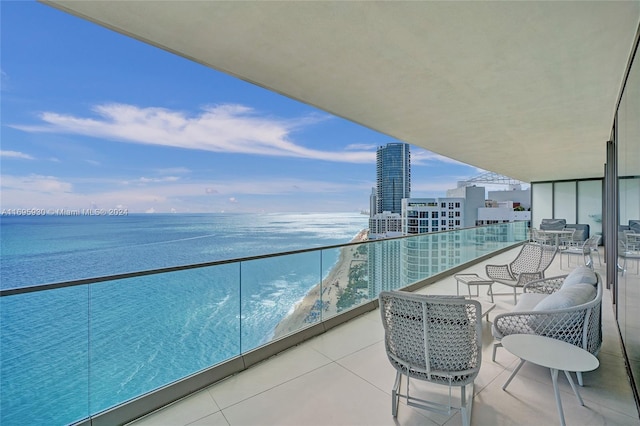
[540, 229, 574, 247]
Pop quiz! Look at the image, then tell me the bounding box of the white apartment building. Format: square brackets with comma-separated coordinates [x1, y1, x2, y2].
[477, 200, 531, 225]
[402, 197, 466, 235]
[477, 188, 532, 225]
[368, 211, 403, 240]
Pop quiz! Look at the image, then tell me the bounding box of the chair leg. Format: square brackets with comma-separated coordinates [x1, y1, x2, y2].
[492, 342, 502, 362]
[460, 382, 474, 426]
[391, 371, 401, 417]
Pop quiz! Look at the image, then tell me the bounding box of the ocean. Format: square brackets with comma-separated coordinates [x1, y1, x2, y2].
[0, 212, 368, 425]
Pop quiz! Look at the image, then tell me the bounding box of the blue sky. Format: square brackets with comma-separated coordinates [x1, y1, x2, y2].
[1, 1, 488, 214]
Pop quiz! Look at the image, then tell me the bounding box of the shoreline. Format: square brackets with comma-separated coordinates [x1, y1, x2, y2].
[272, 229, 369, 338]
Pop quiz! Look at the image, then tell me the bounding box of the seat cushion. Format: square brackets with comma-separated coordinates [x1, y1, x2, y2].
[514, 293, 548, 312]
[533, 284, 596, 311]
[561, 266, 597, 289]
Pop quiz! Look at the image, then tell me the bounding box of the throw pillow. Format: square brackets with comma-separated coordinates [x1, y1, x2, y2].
[533, 284, 596, 311]
[562, 266, 597, 289]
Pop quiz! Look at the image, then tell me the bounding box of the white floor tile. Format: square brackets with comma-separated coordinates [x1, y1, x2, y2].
[220, 362, 437, 426]
[131, 389, 220, 426]
[207, 343, 332, 409]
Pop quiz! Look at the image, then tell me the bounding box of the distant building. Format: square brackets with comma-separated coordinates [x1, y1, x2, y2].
[402, 198, 466, 234]
[368, 211, 403, 239]
[369, 142, 411, 240]
[445, 185, 486, 227]
[477, 188, 531, 226]
[375, 143, 410, 215]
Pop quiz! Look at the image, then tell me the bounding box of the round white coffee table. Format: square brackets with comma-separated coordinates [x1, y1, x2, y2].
[501, 334, 599, 426]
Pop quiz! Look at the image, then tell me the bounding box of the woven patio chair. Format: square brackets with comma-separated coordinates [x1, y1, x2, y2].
[560, 234, 599, 269]
[531, 228, 553, 246]
[588, 234, 603, 266]
[379, 291, 481, 426]
[486, 243, 558, 304]
[492, 271, 602, 386]
[619, 238, 640, 276]
[558, 227, 577, 249]
[624, 231, 640, 251]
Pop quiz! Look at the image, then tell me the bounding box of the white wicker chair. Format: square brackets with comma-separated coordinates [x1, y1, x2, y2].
[558, 227, 577, 249]
[531, 228, 553, 245]
[588, 234, 603, 266]
[379, 291, 481, 426]
[619, 237, 640, 275]
[560, 234, 599, 269]
[492, 272, 602, 385]
[486, 243, 558, 304]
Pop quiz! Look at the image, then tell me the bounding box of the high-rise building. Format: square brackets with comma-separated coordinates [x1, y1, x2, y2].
[375, 143, 410, 215]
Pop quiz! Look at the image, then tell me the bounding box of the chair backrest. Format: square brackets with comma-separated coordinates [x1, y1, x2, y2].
[379, 291, 481, 385]
[559, 227, 576, 244]
[538, 244, 558, 273]
[624, 232, 640, 252]
[589, 234, 602, 248]
[510, 243, 557, 278]
[531, 228, 552, 245]
[580, 237, 595, 268]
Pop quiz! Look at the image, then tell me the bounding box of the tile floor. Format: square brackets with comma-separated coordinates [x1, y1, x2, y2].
[130, 247, 640, 425]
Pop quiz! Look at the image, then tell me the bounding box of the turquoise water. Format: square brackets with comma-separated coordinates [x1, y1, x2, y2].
[0, 213, 368, 425]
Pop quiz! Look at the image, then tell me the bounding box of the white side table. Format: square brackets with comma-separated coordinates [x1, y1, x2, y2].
[501, 334, 599, 426]
[454, 273, 494, 302]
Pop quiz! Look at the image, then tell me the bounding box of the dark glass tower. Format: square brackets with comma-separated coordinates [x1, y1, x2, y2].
[375, 143, 411, 214]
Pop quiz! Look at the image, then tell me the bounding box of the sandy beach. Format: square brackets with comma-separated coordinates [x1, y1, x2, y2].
[273, 229, 369, 338]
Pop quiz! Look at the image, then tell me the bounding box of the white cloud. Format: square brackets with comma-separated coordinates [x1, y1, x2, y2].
[0, 173, 371, 213]
[12, 103, 377, 164]
[345, 143, 377, 151]
[139, 176, 180, 183]
[411, 181, 459, 194]
[1, 150, 35, 160]
[411, 148, 469, 166]
[1, 174, 73, 193]
[154, 167, 191, 175]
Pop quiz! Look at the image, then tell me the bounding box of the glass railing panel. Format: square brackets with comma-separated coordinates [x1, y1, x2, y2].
[0, 222, 529, 424]
[241, 251, 323, 349]
[89, 263, 240, 415]
[1, 286, 90, 426]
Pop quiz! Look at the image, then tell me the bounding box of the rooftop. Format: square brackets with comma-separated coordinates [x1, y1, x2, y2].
[130, 247, 639, 426]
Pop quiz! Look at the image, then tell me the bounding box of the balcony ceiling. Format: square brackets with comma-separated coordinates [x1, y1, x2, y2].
[44, 1, 639, 183]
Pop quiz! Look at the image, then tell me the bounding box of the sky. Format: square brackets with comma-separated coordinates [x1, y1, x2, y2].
[1, 1, 500, 214]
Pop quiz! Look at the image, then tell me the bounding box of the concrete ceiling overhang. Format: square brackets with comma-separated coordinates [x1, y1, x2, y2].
[43, 1, 640, 183]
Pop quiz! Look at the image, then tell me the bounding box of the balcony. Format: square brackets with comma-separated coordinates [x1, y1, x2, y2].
[128, 244, 639, 426]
